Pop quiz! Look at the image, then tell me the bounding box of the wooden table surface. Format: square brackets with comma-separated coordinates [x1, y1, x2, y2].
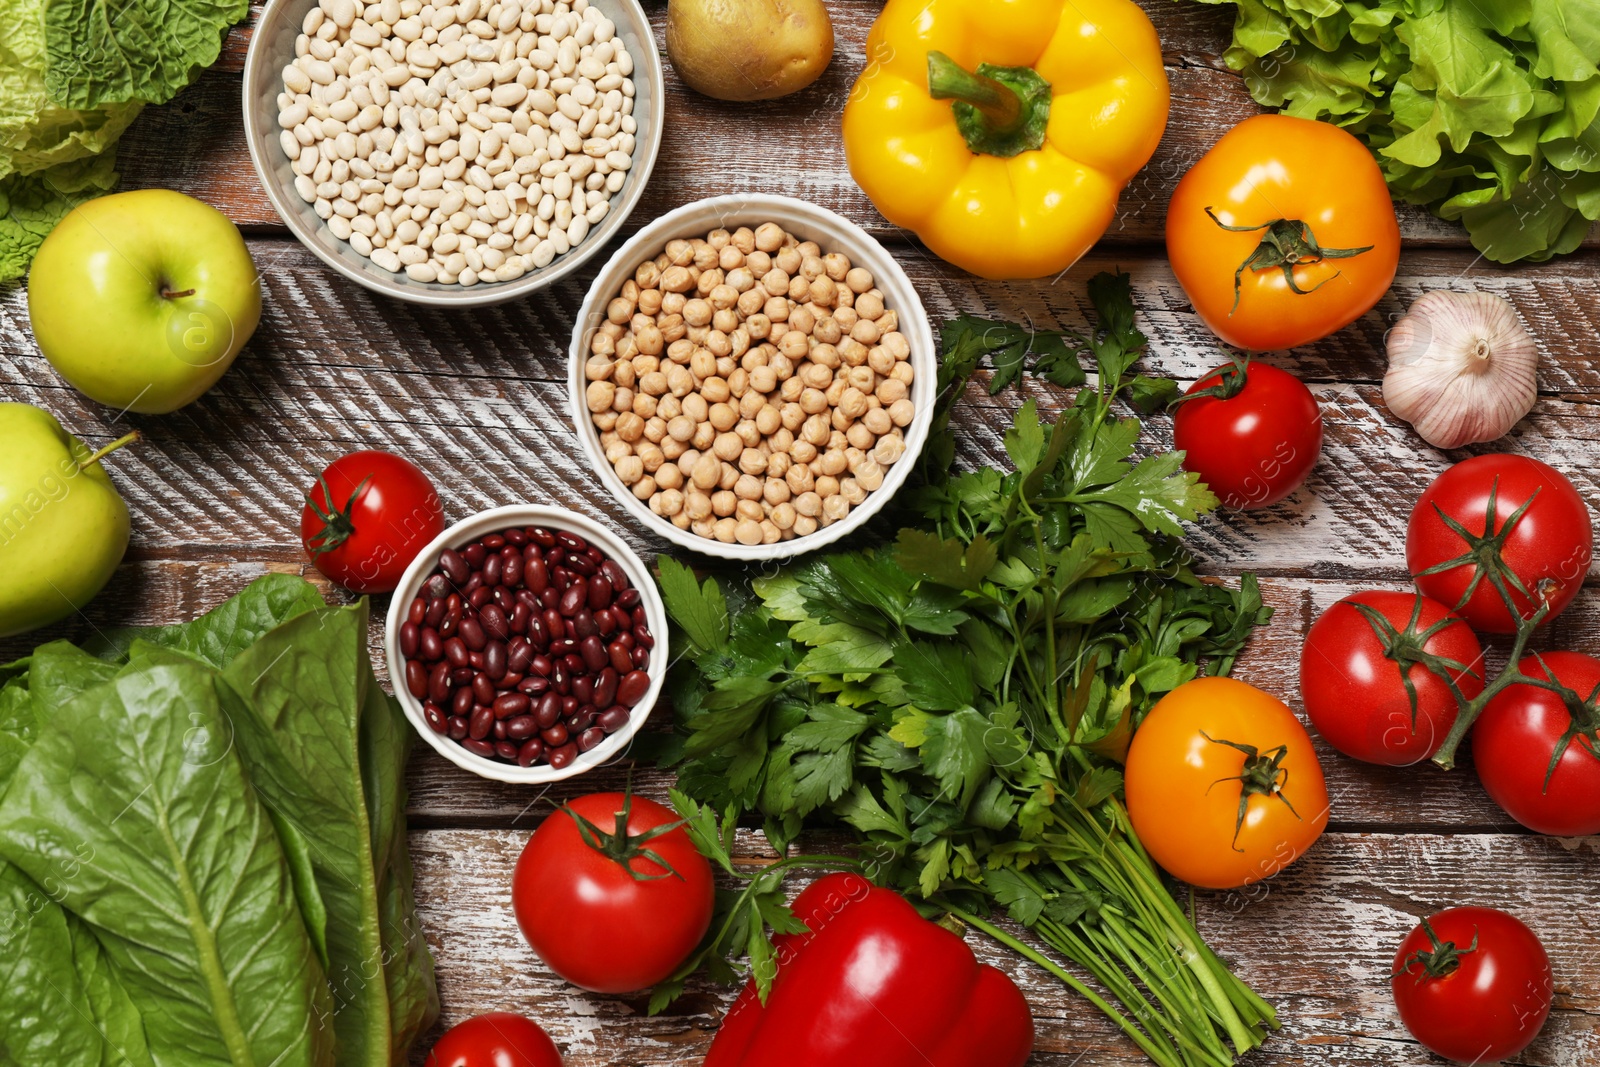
[4, 2, 1600, 1064]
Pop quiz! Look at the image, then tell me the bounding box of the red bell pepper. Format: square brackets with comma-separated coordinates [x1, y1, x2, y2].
[705, 872, 1034, 1067]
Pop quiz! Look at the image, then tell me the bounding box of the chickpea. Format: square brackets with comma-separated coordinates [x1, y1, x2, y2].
[614, 455, 643, 484]
[718, 461, 741, 491]
[855, 292, 885, 321]
[786, 462, 815, 495]
[816, 475, 840, 499]
[851, 318, 882, 346]
[861, 407, 893, 436]
[749, 365, 778, 394]
[739, 448, 768, 476]
[755, 404, 783, 436]
[702, 376, 731, 404]
[823, 494, 851, 523]
[890, 362, 915, 386]
[789, 305, 816, 335]
[692, 517, 717, 539]
[692, 422, 717, 450]
[593, 411, 619, 433]
[873, 433, 906, 466]
[691, 453, 720, 490]
[586, 380, 615, 413]
[712, 431, 742, 461]
[638, 289, 664, 316]
[718, 245, 743, 270]
[711, 490, 737, 517]
[888, 397, 915, 427]
[713, 517, 738, 543]
[771, 502, 797, 530]
[629, 475, 656, 500]
[746, 312, 773, 339]
[793, 514, 819, 537]
[657, 488, 685, 517]
[733, 519, 762, 545]
[791, 440, 819, 465]
[812, 316, 842, 345]
[775, 246, 802, 274]
[604, 441, 632, 465]
[686, 489, 713, 520]
[838, 387, 868, 420]
[794, 491, 822, 517]
[763, 477, 791, 505]
[734, 420, 761, 448]
[877, 378, 909, 405]
[840, 478, 866, 507]
[800, 363, 832, 390]
[834, 306, 859, 331]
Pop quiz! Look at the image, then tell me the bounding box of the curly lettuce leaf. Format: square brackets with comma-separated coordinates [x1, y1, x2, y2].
[44, 0, 249, 110]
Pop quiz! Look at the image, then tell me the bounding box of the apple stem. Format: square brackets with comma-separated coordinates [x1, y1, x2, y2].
[79, 431, 141, 472]
[161, 287, 197, 299]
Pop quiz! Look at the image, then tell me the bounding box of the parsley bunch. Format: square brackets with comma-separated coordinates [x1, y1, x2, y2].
[651, 274, 1278, 1065]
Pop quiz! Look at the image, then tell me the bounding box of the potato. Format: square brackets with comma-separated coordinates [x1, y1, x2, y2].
[665, 0, 834, 102]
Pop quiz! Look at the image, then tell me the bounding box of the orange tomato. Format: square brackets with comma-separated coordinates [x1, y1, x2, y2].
[1125, 677, 1329, 890]
[1165, 114, 1400, 351]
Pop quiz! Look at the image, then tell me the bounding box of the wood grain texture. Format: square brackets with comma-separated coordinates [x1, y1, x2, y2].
[5, 241, 1599, 580]
[111, 0, 1561, 247]
[404, 828, 1600, 1066]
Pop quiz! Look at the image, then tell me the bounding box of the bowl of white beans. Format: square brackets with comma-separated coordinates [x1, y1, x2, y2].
[569, 194, 937, 561]
[242, 0, 663, 306]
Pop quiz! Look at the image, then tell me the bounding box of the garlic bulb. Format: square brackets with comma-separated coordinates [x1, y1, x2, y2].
[1383, 291, 1539, 449]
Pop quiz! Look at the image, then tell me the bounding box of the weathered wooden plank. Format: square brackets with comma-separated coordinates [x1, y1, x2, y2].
[0, 557, 1561, 834]
[114, 0, 1520, 247]
[5, 242, 1598, 580]
[405, 827, 1600, 1066]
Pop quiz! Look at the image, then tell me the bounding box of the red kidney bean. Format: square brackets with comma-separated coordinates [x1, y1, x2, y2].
[617, 669, 650, 707]
[456, 615, 483, 651]
[593, 668, 618, 709]
[423, 703, 447, 734]
[472, 673, 496, 706]
[439, 548, 469, 585]
[494, 692, 529, 719]
[428, 662, 452, 703]
[400, 621, 420, 658]
[406, 524, 654, 768]
[600, 560, 629, 592]
[482, 604, 510, 641]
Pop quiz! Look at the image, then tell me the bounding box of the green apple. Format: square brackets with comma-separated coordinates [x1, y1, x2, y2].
[0, 403, 133, 638]
[27, 189, 262, 415]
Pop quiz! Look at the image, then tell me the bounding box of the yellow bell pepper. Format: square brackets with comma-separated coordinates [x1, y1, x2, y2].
[842, 0, 1170, 280]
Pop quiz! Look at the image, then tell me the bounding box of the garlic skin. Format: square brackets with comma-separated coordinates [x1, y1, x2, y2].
[1383, 291, 1539, 449]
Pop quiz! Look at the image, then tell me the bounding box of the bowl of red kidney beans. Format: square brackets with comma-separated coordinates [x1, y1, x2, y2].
[384, 505, 668, 783]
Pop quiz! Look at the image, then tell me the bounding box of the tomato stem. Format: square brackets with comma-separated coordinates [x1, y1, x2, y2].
[1168, 357, 1250, 408]
[1204, 207, 1374, 314]
[562, 792, 689, 883]
[1392, 917, 1477, 983]
[1200, 731, 1300, 852]
[303, 472, 373, 559]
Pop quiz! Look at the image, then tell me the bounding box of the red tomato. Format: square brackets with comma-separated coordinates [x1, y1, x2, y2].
[425, 1013, 562, 1067]
[1300, 591, 1483, 766]
[1473, 651, 1600, 835]
[1407, 455, 1592, 634]
[301, 450, 445, 594]
[1391, 907, 1551, 1064]
[1172, 361, 1322, 509]
[512, 792, 714, 994]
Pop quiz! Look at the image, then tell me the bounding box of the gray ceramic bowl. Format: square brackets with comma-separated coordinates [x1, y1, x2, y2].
[242, 0, 664, 307]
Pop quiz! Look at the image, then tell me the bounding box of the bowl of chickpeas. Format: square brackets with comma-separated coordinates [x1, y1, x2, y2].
[569, 194, 936, 559]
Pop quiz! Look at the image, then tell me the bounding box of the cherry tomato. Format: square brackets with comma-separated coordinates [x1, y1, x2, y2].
[301, 450, 445, 594]
[1172, 361, 1322, 509]
[1391, 907, 1551, 1064]
[512, 792, 714, 994]
[1166, 114, 1400, 351]
[1300, 591, 1483, 766]
[1473, 651, 1600, 836]
[425, 1012, 562, 1067]
[1406, 454, 1592, 634]
[1125, 677, 1329, 889]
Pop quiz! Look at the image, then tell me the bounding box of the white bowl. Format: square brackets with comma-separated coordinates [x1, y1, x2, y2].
[241, 0, 664, 307]
[568, 194, 937, 561]
[384, 504, 667, 784]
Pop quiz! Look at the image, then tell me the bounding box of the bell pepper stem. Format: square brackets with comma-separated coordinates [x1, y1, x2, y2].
[927, 51, 1022, 132]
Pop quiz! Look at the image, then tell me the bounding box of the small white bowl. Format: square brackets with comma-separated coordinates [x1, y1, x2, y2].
[569, 194, 937, 561]
[384, 504, 667, 785]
